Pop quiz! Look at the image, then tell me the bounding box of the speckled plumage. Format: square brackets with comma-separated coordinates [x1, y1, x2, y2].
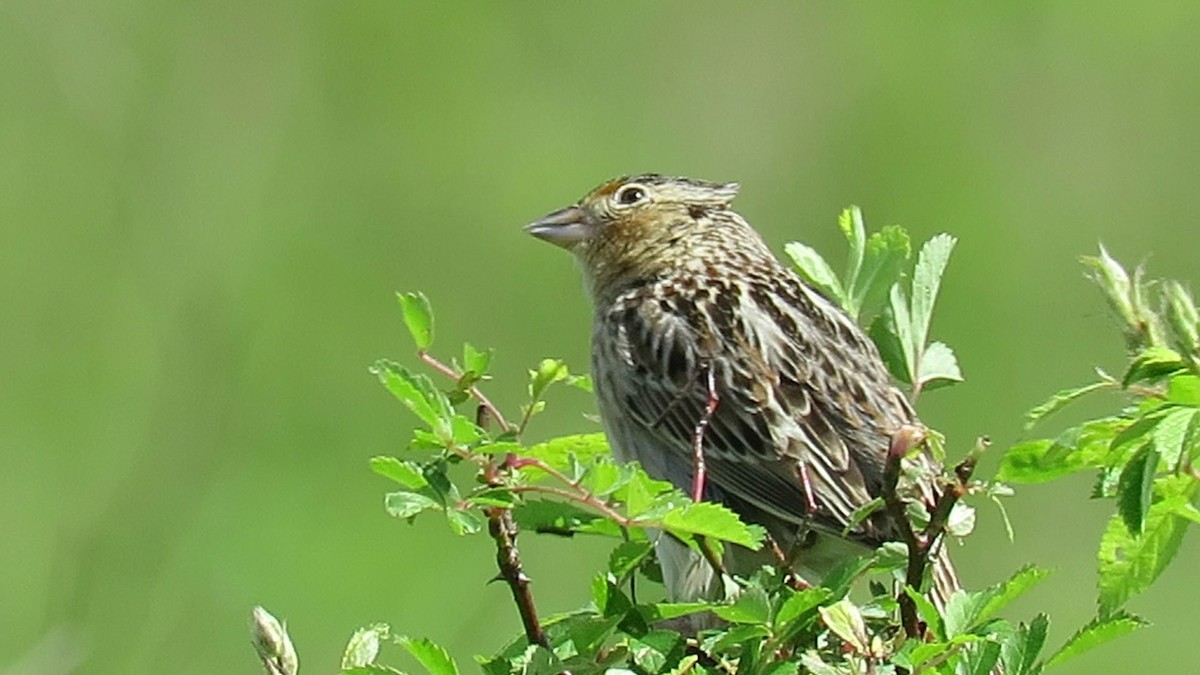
[526, 174, 958, 606]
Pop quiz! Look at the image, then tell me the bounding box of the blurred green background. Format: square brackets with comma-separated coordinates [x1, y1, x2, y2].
[3, 2, 1199, 673]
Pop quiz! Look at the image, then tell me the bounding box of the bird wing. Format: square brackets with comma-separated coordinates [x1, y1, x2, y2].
[597, 275, 914, 544]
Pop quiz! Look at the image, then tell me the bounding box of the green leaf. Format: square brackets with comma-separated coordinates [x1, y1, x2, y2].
[512, 500, 621, 537]
[840, 497, 884, 537]
[1167, 373, 1200, 405]
[629, 631, 681, 674]
[372, 361, 452, 438]
[998, 418, 1121, 483]
[786, 241, 846, 306]
[961, 639, 1003, 675]
[1098, 488, 1193, 615]
[520, 433, 611, 473]
[397, 292, 434, 351]
[1123, 346, 1185, 387]
[910, 233, 957, 356]
[887, 284, 917, 384]
[869, 306, 912, 384]
[342, 623, 389, 669]
[916, 340, 964, 390]
[1003, 613, 1049, 675]
[529, 358, 570, 401]
[660, 501, 765, 549]
[1082, 246, 1136, 333]
[1117, 442, 1158, 534]
[903, 586, 945, 640]
[608, 540, 654, 578]
[396, 636, 459, 675]
[385, 491, 440, 519]
[1151, 407, 1198, 468]
[1023, 380, 1113, 430]
[370, 457, 429, 489]
[852, 224, 911, 321]
[1044, 613, 1146, 669]
[775, 587, 832, 631]
[972, 565, 1052, 629]
[838, 206, 868, 291]
[638, 602, 713, 623]
[712, 586, 771, 625]
[462, 343, 492, 376]
[445, 507, 485, 535]
[818, 599, 868, 653]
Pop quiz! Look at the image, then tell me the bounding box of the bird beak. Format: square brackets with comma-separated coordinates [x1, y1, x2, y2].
[524, 205, 595, 248]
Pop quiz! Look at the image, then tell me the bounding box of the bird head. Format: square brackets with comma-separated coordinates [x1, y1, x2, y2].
[525, 174, 760, 295]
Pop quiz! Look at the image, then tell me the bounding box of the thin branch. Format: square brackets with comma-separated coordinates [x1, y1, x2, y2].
[486, 500, 547, 647]
[419, 350, 512, 433]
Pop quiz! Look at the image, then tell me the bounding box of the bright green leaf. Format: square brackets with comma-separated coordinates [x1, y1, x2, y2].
[608, 540, 654, 578]
[916, 340, 964, 390]
[342, 624, 389, 669]
[1167, 374, 1200, 405]
[869, 295, 913, 384]
[385, 491, 440, 519]
[1098, 489, 1193, 616]
[818, 599, 868, 653]
[852, 224, 911, 321]
[910, 233, 957, 356]
[775, 587, 832, 631]
[1044, 612, 1146, 669]
[972, 565, 1052, 629]
[786, 241, 846, 306]
[445, 508, 485, 535]
[397, 292, 434, 351]
[1123, 346, 1185, 387]
[396, 636, 459, 675]
[1151, 407, 1198, 468]
[372, 360, 452, 438]
[660, 501, 765, 549]
[371, 457, 429, 489]
[462, 343, 492, 376]
[529, 358, 570, 401]
[1023, 380, 1113, 430]
[903, 586, 945, 640]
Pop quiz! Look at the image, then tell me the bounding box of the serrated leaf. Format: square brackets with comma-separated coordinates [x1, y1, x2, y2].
[385, 491, 440, 519]
[1023, 380, 1112, 430]
[1098, 486, 1194, 615]
[870, 298, 913, 384]
[1000, 613, 1049, 675]
[512, 500, 621, 537]
[371, 457, 429, 489]
[397, 292, 434, 351]
[660, 501, 765, 549]
[520, 433, 610, 473]
[916, 340, 963, 390]
[852, 224, 912, 322]
[342, 624, 390, 669]
[818, 599, 868, 653]
[1151, 407, 1198, 468]
[786, 241, 846, 306]
[775, 587, 832, 631]
[608, 540, 654, 578]
[972, 565, 1051, 629]
[1117, 442, 1158, 534]
[1044, 612, 1146, 668]
[1123, 346, 1185, 387]
[838, 206, 867, 291]
[712, 586, 770, 625]
[910, 233, 957, 355]
[372, 361, 452, 438]
[998, 418, 1122, 483]
[396, 636, 458, 675]
[445, 508, 485, 535]
[961, 639, 1003, 675]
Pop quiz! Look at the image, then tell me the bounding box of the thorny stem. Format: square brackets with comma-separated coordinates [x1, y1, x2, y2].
[881, 425, 980, 639]
[691, 365, 719, 502]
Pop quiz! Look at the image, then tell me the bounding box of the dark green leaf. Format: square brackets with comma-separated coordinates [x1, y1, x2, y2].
[775, 587, 832, 631]
[820, 554, 876, 599]
[397, 292, 434, 351]
[785, 241, 846, 307]
[396, 636, 458, 675]
[709, 624, 771, 653]
[608, 540, 654, 578]
[903, 586, 945, 640]
[1116, 442, 1158, 534]
[1023, 380, 1112, 430]
[385, 491, 439, 519]
[869, 303, 912, 384]
[1044, 612, 1146, 668]
[371, 457, 429, 489]
[342, 624, 389, 669]
[512, 500, 622, 537]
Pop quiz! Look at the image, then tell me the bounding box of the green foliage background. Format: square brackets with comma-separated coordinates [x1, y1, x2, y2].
[3, 2, 1199, 673]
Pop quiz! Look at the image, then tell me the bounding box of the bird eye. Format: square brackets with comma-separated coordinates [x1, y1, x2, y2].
[615, 185, 646, 206]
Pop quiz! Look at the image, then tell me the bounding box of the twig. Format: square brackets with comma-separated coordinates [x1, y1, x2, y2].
[882, 426, 982, 638]
[486, 500, 548, 647]
[691, 365, 719, 502]
[419, 351, 512, 433]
